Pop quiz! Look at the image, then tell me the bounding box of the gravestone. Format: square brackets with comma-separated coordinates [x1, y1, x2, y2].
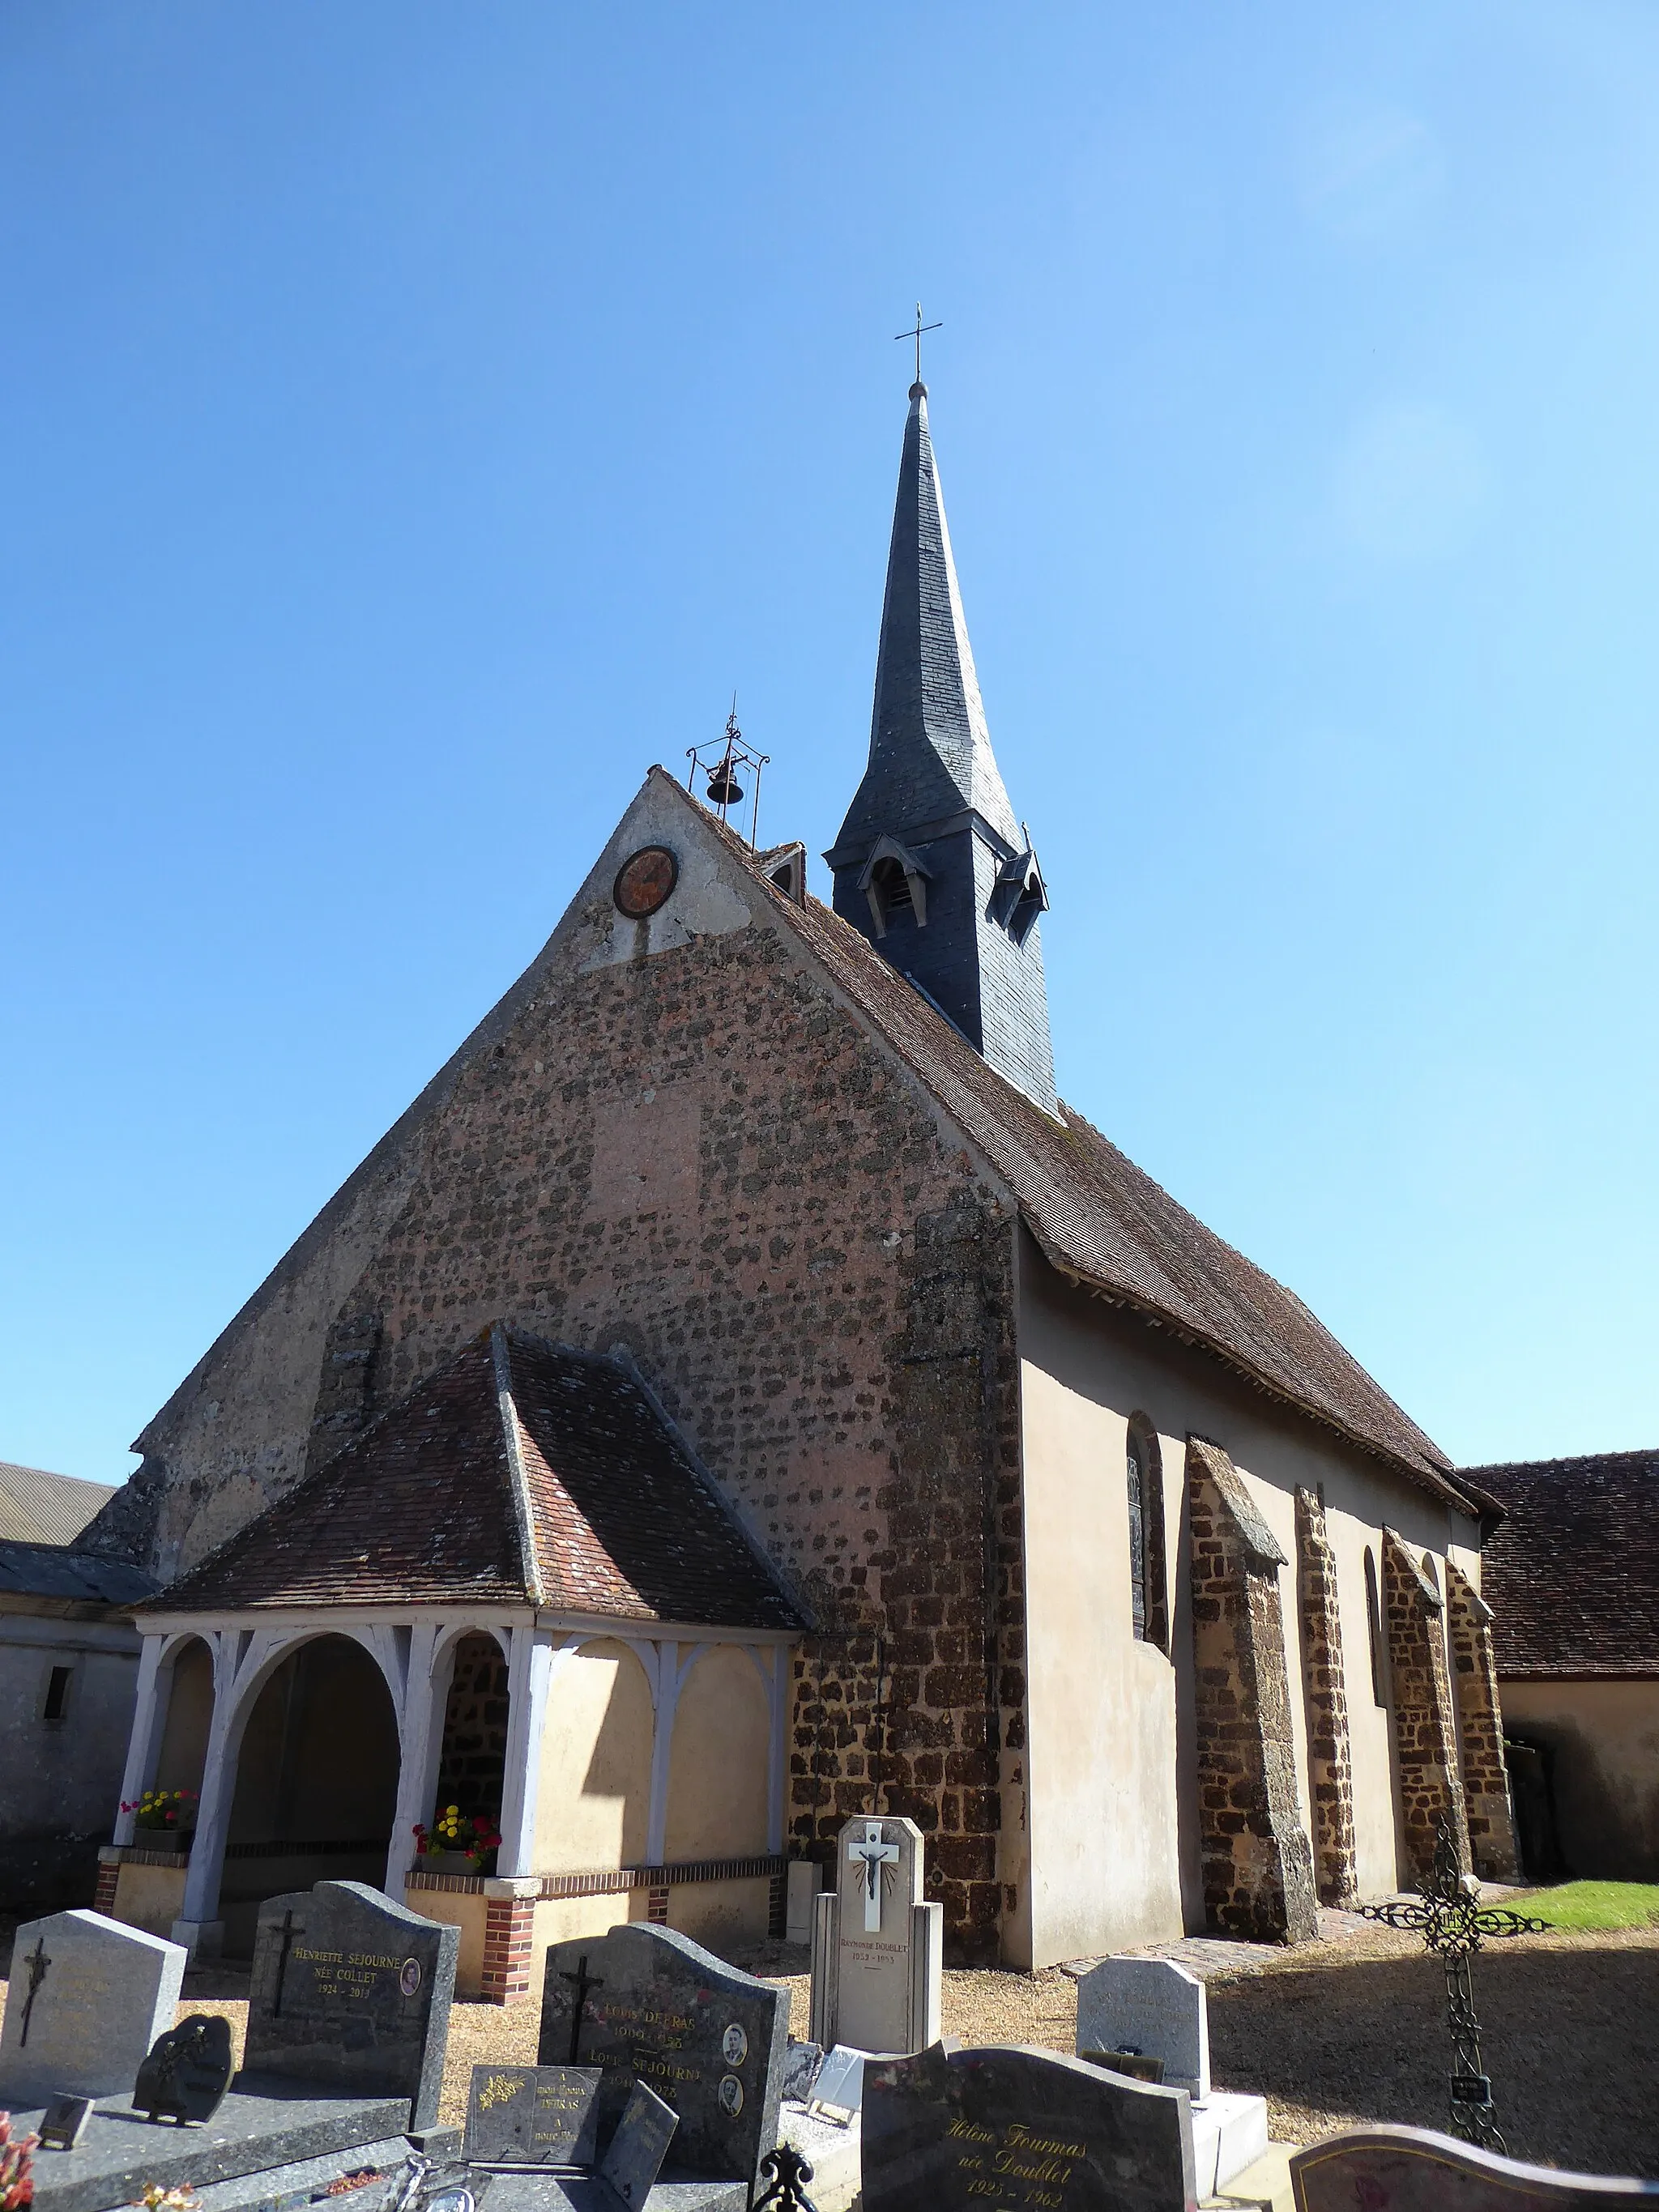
[597, 2081, 680, 2210]
[0, 1908, 186, 2108]
[537, 1922, 789, 2196]
[134, 2014, 235, 2125]
[36, 2096, 94, 2151]
[1290, 2125, 1659, 2210]
[241, 1881, 458, 2131]
[862, 2042, 1196, 2212]
[1074, 1958, 1210, 2100]
[780, 2042, 823, 2105]
[463, 2065, 602, 2166]
[808, 1814, 942, 2056]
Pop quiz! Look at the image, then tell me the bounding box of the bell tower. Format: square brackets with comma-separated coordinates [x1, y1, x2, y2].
[824, 379, 1056, 1112]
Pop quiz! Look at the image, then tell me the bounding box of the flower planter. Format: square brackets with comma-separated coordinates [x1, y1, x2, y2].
[419, 1849, 488, 1876]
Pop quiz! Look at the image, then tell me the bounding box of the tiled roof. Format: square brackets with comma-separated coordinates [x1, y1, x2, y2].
[0, 1540, 155, 1606]
[1471, 1450, 1659, 1677]
[0, 1461, 120, 1544]
[143, 1326, 803, 1629]
[727, 823, 1466, 1505]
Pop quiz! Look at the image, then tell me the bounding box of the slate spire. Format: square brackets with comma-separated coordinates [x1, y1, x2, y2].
[825, 381, 1057, 1112]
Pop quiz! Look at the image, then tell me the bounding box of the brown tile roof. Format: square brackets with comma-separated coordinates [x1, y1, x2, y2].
[143, 1326, 802, 1630]
[1471, 1449, 1659, 1677]
[720, 814, 1465, 1505]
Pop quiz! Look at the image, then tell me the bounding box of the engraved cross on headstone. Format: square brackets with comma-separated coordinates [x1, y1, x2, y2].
[18, 1938, 51, 2046]
[271, 1908, 305, 2018]
[558, 1954, 605, 2063]
[847, 1821, 900, 1933]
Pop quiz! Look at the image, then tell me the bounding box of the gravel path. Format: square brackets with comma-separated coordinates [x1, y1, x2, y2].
[3, 1921, 1654, 2176]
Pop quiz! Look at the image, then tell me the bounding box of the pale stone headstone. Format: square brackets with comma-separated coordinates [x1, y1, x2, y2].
[1290, 2124, 1659, 2210]
[0, 1908, 185, 2108]
[862, 2042, 1196, 2212]
[808, 1814, 942, 2057]
[1075, 1956, 1210, 2100]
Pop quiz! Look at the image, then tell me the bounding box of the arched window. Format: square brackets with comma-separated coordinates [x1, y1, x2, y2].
[1125, 1417, 1168, 1651]
[1364, 1545, 1388, 1705]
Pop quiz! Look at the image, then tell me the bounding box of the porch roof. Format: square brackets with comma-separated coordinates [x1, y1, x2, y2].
[141, 1325, 804, 1631]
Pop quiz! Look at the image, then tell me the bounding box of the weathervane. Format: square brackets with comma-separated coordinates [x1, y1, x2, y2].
[1358, 1815, 1546, 2152]
[895, 302, 942, 387]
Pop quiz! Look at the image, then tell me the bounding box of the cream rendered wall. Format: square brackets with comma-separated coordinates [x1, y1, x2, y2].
[1499, 1678, 1659, 1880]
[535, 1640, 654, 1872]
[664, 1646, 770, 1861]
[1017, 1234, 1482, 1963]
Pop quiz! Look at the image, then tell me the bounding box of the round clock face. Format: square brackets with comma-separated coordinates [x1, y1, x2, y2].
[612, 845, 678, 918]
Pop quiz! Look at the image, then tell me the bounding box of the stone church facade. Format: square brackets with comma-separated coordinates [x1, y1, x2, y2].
[83, 379, 1518, 1990]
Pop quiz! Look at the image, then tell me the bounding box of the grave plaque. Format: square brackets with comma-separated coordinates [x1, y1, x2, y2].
[463, 2065, 602, 2166]
[1074, 1958, 1209, 2101]
[809, 1814, 943, 2058]
[537, 1923, 789, 2193]
[36, 2095, 94, 2152]
[133, 2013, 235, 2125]
[241, 1881, 458, 2131]
[1290, 2125, 1659, 2210]
[0, 1908, 186, 2108]
[597, 2080, 680, 2210]
[862, 2042, 1197, 2212]
[780, 2041, 824, 2105]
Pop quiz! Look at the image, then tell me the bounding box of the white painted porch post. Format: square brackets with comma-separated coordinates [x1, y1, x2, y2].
[386, 1620, 446, 1900]
[646, 1643, 707, 1866]
[175, 1632, 241, 1950]
[496, 1626, 556, 1878]
[112, 1634, 167, 1845]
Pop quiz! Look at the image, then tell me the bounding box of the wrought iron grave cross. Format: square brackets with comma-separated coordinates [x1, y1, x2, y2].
[1359, 1815, 1545, 2153]
[894, 303, 942, 385]
[847, 1821, 900, 1933]
[559, 1954, 605, 2064]
[18, 1937, 51, 2045]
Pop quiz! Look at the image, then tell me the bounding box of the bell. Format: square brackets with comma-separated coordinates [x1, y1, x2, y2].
[706, 759, 744, 808]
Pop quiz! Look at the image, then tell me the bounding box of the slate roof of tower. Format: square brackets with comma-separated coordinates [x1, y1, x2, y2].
[830, 384, 1021, 859]
[1471, 1449, 1659, 1677]
[730, 820, 1470, 1507]
[141, 1324, 803, 1627]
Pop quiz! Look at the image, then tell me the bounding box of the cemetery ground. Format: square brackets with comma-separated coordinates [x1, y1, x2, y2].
[2, 1898, 1655, 2180]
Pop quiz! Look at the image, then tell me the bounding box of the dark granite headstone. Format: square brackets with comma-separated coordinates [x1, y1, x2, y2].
[37, 2095, 94, 2150]
[134, 2014, 235, 2125]
[1290, 2126, 1659, 2210]
[536, 1924, 788, 2194]
[598, 2082, 679, 2212]
[241, 1882, 458, 2132]
[862, 2043, 1196, 2212]
[463, 2067, 602, 2167]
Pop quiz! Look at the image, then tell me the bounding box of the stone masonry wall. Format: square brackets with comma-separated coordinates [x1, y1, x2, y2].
[1446, 1563, 1520, 1882]
[1188, 1438, 1320, 1941]
[301, 910, 1024, 1961]
[1383, 1529, 1471, 1882]
[1294, 1488, 1358, 1906]
[434, 1631, 510, 1825]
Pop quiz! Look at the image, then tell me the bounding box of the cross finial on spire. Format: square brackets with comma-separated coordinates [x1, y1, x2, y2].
[894, 302, 941, 394]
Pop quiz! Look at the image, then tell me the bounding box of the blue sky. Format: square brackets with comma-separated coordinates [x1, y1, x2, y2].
[3, 1, 1656, 1483]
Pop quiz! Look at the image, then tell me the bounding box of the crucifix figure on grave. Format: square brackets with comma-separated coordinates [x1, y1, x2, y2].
[847, 1822, 901, 1934]
[271, 1908, 305, 2018]
[1359, 1814, 1546, 2153]
[559, 1954, 605, 2064]
[17, 1937, 51, 2046]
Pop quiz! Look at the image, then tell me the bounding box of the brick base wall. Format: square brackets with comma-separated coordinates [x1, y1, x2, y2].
[92, 1852, 122, 1916]
[1447, 1562, 1520, 1881]
[1383, 1529, 1470, 1882]
[1294, 1489, 1358, 1906]
[480, 1891, 536, 2005]
[1188, 1439, 1319, 1941]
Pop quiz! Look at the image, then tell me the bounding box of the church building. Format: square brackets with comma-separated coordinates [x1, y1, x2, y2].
[83, 375, 1519, 1997]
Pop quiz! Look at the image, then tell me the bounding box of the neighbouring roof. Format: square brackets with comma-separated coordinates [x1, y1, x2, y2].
[725, 820, 1469, 1507]
[0, 1539, 156, 1607]
[1472, 1449, 1659, 1677]
[0, 1461, 121, 1545]
[142, 1324, 804, 1630]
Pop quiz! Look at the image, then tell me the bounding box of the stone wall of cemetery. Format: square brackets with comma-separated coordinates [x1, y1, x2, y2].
[95, 777, 1026, 1962]
[1013, 1238, 1482, 1965]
